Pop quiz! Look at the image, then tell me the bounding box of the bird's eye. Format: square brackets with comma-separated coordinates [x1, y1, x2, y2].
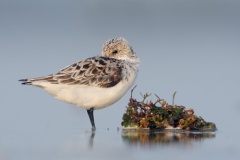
[112, 50, 118, 54]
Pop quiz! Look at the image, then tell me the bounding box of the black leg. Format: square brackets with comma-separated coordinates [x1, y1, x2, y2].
[87, 108, 96, 131]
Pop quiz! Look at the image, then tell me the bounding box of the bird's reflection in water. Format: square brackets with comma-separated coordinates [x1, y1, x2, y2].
[122, 129, 216, 147]
[87, 131, 95, 149]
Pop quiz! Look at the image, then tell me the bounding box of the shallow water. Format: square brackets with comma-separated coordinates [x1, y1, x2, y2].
[1, 126, 239, 160]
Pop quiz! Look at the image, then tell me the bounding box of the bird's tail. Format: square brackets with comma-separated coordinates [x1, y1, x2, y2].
[19, 79, 33, 85]
[19, 75, 54, 85]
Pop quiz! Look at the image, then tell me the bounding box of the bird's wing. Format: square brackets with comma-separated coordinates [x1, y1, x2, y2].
[23, 56, 124, 88]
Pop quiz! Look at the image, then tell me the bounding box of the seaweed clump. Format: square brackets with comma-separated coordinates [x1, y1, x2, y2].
[121, 91, 216, 131]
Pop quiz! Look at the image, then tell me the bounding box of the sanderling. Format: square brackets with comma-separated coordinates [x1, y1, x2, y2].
[19, 37, 140, 130]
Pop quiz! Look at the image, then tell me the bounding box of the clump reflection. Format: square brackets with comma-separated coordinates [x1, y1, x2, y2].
[122, 129, 215, 147]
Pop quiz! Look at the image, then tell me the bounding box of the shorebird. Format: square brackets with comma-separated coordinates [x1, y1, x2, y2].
[19, 37, 140, 130]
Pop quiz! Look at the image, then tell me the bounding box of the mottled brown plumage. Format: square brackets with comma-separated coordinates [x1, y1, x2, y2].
[24, 56, 126, 88]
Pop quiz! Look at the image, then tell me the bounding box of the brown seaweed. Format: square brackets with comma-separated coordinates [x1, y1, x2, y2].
[121, 91, 216, 131]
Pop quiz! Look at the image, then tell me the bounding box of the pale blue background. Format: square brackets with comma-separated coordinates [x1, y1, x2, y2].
[1, 0, 240, 160]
